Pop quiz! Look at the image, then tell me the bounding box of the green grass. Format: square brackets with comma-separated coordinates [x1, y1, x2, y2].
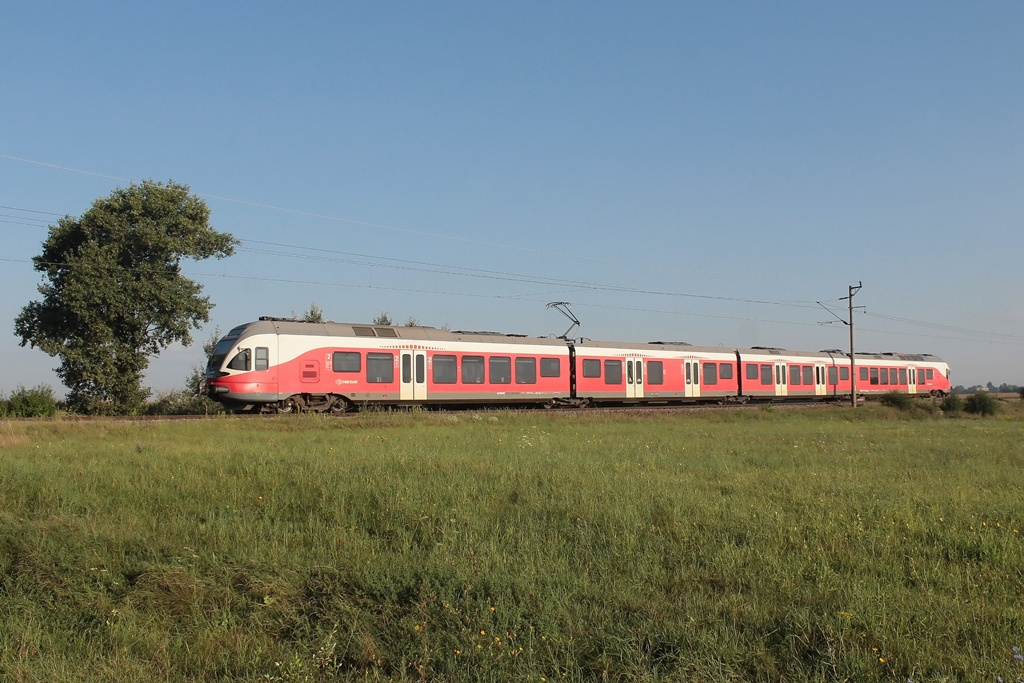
[1, 405, 1023, 681]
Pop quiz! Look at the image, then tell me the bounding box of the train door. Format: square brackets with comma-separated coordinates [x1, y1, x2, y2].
[685, 360, 701, 399]
[400, 350, 427, 401]
[815, 363, 827, 396]
[908, 367, 918, 394]
[626, 358, 644, 399]
[775, 362, 788, 397]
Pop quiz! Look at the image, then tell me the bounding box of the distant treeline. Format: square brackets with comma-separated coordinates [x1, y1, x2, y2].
[952, 382, 1021, 395]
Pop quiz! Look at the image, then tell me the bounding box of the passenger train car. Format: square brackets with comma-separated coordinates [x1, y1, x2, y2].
[201, 317, 952, 413]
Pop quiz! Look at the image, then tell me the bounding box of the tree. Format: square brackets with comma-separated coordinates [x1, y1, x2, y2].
[302, 303, 324, 323]
[15, 180, 237, 414]
[372, 311, 393, 326]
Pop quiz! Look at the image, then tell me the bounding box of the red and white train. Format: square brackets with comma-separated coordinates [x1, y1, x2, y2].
[201, 317, 951, 413]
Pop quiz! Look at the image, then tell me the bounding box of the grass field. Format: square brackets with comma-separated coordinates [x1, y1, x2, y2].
[1, 405, 1023, 682]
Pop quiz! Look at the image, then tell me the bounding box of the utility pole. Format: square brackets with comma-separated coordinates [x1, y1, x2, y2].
[842, 282, 863, 408]
[817, 282, 863, 408]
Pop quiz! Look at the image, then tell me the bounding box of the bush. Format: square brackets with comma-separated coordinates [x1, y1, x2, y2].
[6, 384, 58, 417]
[941, 393, 964, 414]
[880, 391, 914, 411]
[0, 393, 8, 418]
[964, 391, 999, 416]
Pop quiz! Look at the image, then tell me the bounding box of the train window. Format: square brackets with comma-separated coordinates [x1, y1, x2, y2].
[899, 368, 907, 385]
[366, 353, 394, 383]
[789, 366, 801, 386]
[255, 347, 269, 371]
[515, 357, 537, 384]
[889, 368, 897, 385]
[582, 359, 601, 378]
[686, 362, 691, 384]
[828, 367, 838, 385]
[490, 356, 511, 384]
[332, 352, 361, 373]
[746, 364, 759, 380]
[720, 364, 733, 380]
[775, 365, 782, 385]
[353, 327, 375, 337]
[540, 358, 561, 377]
[880, 368, 889, 385]
[433, 355, 457, 384]
[860, 367, 868, 381]
[416, 355, 425, 384]
[926, 369, 934, 380]
[647, 361, 664, 385]
[870, 368, 879, 385]
[802, 366, 814, 385]
[840, 367, 849, 381]
[402, 354, 412, 383]
[704, 362, 718, 385]
[604, 359, 623, 385]
[760, 364, 772, 386]
[227, 349, 250, 371]
[462, 356, 485, 384]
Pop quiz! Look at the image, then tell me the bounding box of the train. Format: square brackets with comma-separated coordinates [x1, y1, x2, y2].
[200, 317, 952, 413]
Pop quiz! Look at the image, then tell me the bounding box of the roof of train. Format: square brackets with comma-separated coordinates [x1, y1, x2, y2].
[235, 318, 945, 362]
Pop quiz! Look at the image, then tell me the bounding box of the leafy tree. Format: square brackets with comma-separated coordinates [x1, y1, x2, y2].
[404, 316, 420, 327]
[372, 311, 393, 326]
[303, 303, 324, 323]
[15, 180, 237, 414]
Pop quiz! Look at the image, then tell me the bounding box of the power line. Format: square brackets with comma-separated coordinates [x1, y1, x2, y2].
[1, 152, 847, 285]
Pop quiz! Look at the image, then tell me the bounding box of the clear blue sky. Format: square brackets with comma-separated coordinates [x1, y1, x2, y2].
[2, 1, 1022, 394]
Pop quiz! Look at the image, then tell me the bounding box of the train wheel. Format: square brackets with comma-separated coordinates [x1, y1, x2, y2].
[329, 397, 351, 414]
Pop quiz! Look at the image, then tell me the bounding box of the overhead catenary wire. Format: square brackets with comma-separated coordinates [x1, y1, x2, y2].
[2, 152, 1020, 348]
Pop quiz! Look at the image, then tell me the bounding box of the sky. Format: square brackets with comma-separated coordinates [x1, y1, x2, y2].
[2, 1, 1022, 396]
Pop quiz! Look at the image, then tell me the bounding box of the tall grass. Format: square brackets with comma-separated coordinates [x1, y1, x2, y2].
[1, 406, 1023, 681]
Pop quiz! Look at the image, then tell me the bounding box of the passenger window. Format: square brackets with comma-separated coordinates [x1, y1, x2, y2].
[880, 368, 889, 385]
[255, 347, 269, 371]
[828, 367, 838, 385]
[870, 368, 879, 385]
[540, 358, 561, 377]
[720, 364, 733, 380]
[604, 359, 622, 385]
[433, 355, 457, 384]
[366, 353, 394, 383]
[746, 364, 759, 380]
[926, 369, 934, 380]
[803, 366, 813, 385]
[489, 356, 511, 384]
[332, 351, 360, 373]
[704, 362, 718, 385]
[760, 364, 772, 385]
[789, 365, 801, 386]
[515, 357, 537, 384]
[462, 356, 485, 384]
[840, 367, 849, 381]
[860, 367, 868, 381]
[647, 361, 664, 385]
[582, 359, 601, 378]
